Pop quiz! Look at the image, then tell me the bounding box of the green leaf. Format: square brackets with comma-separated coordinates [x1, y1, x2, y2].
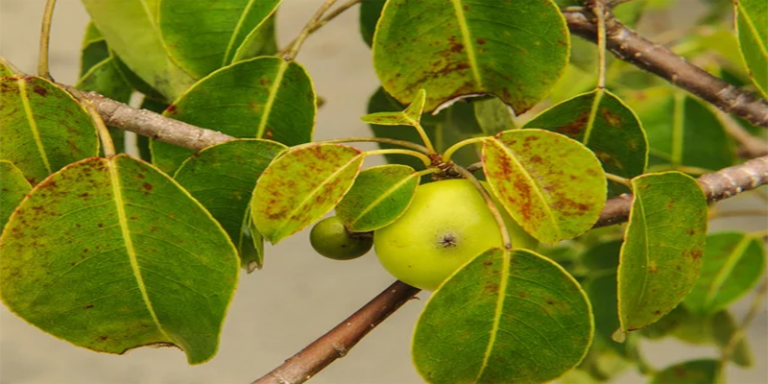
[482, 129, 607, 245]
[159, 0, 281, 78]
[0, 75, 99, 185]
[336, 164, 419, 232]
[0, 161, 31, 230]
[79, 23, 109, 77]
[252, 144, 363, 244]
[650, 359, 719, 384]
[81, 0, 195, 100]
[639, 304, 688, 339]
[617, 172, 708, 334]
[367, 88, 484, 171]
[360, 89, 426, 126]
[623, 89, 735, 172]
[232, 13, 279, 61]
[0, 57, 19, 78]
[174, 139, 286, 270]
[684, 232, 766, 316]
[523, 89, 647, 186]
[359, 0, 385, 47]
[151, 57, 315, 174]
[584, 272, 624, 355]
[712, 310, 753, 367]
[581, 240, 622, 274]
[474, 97, 516, 135]
[735, 0, 768, 97]
[373, 0, 569, 113]
[412, 248, 593, 384]
[0, 154, 239, 364]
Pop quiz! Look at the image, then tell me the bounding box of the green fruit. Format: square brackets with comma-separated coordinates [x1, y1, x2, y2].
[374, 179, 538, 291]
[310, 216, 373, 260]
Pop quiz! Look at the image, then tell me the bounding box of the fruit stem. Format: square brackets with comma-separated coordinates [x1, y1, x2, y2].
[38, 0, 57, 80]
[364, 149, 432, 167]
[409, 120, 437, 155]
[317, 137, 430, 154]
[416, 168, 442, 178]
[442, 137, 487, 163]
[452, 165, 512, 249]
[605, 172, 633, 190]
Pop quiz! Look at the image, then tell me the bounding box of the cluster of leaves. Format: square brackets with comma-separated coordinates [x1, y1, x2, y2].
[0, 0, 766, 383]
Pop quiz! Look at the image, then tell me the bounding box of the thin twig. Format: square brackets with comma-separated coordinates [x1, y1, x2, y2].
[280, 0, 362, 53]
[590, 0, 608, 89]
[251, 281, 420, 384]
[318, 137, 429, 154]
[38, 0, 57, 79]
[716, 110, 768, 158]
[708, 208, 768, 220]
[282, 0, 338, 61]
[563, 9, 768, 128]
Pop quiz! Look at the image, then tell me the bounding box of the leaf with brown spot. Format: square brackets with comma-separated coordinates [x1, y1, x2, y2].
[174, 139, 286, 271]
[0, 161, 31, 230]
[617, 172, 708, 335]
[524, 89, 647, 196]
[373, 0, 569, 113]
[0, 75, 99, 185]
[151, 57, 315, 174]
[336, 164, 419, 232]
[360, 89, 426, 126]
[251, 143, 363, 244]
[0, 155, 239, 364]
[412, 248, 593, 384]
[482, 129, 606, 245]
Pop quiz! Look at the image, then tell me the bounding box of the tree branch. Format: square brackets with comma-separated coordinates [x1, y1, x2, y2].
[563, 9, 768, 128]
[251, 281, 420, 384]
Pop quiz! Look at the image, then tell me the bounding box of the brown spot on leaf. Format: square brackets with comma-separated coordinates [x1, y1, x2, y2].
[477, 38, 486, 45]
[32, 85, 48, 96]
[83, 304, 94, 310]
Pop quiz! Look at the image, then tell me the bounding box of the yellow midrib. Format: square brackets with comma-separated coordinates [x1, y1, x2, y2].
[256, 60, 288, 138]
[222, 0, 259, 66]
[17, 78, 52, 175]
[582, 89, 605, 146]
[451, 0, 483, 89]
[475, 249, 510, 381]
[349, 173, 417, 229]
[704, 235, 752, 308]
[107, 158, 172, 342]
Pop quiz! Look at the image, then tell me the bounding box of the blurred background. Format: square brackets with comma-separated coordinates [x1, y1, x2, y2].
[0, 0, 766, 383]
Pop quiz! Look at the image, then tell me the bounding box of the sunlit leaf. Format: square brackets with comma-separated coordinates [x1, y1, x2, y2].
[336, 164, 419, 232]
[81, 0, 195, 100]
[0, 161, 31, 230]
[252, 144, 363, 244]
[650, 359, 719, 384]
[174, 139, 286, 270]
[0, 154, 239, 364]
[617, 172, 708, 334]
[152, 57, 315, 174]
[523, 89, 647, 195]
[159, 0, 281, 78]
[684, 232, 765, 316]
[373, 0, 569, 113]
[623, 89, 735, 172]
[483, 129, 606, 244]
[735, 0, 768, 97]
[0, 75, 99, 185]
[474, 97, 516, 135]
[413, 248, 593, 384]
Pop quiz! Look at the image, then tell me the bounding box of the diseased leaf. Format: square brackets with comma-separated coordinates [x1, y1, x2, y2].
[367, 87, 484, 171]
[523, 88, 647, 195]
[617, 172, 708, 334]
[252, 144, 363, 244]
[174, 139, 286, 270]
[735, 0, 768, 97]
[483, 129, 606, 244]
[684, 232, 765, 316]
[0, 75, 99, 185]
[373, 0, 569, 113]
[0, 57, 19, 77]
[650, 359, 720, 384]
[412, 248, 593, 384]
[159, 0, 281, 78]
[0, 155, 239, 364]
[623, 89, 735, 172]
[152, 57, 315, 174]
[360, 89, 426, 126]
[474, 97, 516, 135]
[640, 304, 688, 339]
[336, 164, 419, 232]
[81, 0, 195, 100]
[0, 161, 31, 230]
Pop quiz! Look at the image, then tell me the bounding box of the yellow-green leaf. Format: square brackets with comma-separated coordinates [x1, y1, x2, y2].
[735, 0, 768, 97]
[0, 161, 31, 230]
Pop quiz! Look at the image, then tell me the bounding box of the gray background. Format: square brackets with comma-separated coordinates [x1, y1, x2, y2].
[0, 1, 766, 383]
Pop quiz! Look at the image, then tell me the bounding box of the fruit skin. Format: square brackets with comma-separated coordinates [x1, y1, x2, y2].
[374, 179, 538, 291]
[310, 216, 373, 260]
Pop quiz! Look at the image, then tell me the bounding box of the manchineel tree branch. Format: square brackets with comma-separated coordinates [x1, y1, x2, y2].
[251, 281, 420, 384]
[563, 8, 768, 128]
[77, 89, 768, 384]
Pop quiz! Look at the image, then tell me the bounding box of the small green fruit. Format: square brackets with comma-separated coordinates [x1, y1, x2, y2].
[310, 216, 373, 260]
[374, 179, 537, 291]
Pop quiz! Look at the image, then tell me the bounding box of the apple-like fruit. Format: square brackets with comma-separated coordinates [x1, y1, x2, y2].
[374, 179, 538, 291]
[310, 216, 373, 260]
